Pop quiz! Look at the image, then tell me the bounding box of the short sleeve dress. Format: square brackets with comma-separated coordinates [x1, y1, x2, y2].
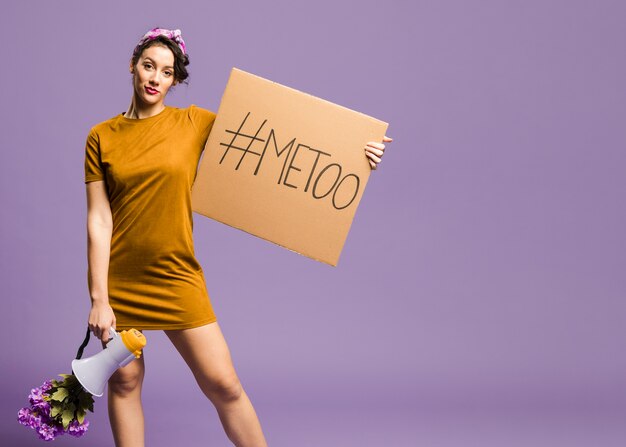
[84, 104, 218, 331]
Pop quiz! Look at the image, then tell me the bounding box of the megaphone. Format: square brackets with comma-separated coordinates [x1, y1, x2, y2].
[71, 328, 146, 397]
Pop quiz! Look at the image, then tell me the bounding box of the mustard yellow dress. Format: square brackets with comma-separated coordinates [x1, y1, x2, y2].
[84, 104, 218, 330]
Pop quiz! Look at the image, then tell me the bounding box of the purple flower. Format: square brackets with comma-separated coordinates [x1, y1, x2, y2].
[37, 422, 58, 441]
[32, 398, 51, 415]
[41, 380, 53, 392]
[17, 407, 31, 426]
[68, 419, 90, 437]
[28, 411, 43, 429]
[28, 387, 44, 405]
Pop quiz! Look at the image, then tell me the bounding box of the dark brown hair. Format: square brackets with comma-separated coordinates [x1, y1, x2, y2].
[130, 34, 190, 86]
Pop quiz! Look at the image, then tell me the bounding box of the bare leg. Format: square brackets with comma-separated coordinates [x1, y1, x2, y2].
[103, 338, 146, 447]
[165, 322, 267, 447]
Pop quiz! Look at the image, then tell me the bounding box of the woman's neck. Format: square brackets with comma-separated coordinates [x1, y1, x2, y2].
[124, 96, 166, 119]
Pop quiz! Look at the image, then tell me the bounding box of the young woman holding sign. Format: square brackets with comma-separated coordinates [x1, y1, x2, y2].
[84, 27, 392, 447]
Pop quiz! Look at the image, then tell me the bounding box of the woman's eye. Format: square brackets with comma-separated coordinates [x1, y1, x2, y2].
[164, 71, 172, 76]
[143, 64, 152, 70]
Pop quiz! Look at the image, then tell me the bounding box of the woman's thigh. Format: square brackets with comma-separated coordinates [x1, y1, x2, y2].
[164, 322, 241, 398]
[101, 333, 146, 393]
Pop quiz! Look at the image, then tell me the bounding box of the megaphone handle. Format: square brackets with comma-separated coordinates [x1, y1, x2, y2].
[75, 326, 117, 359]
[75, 326, 91, 360]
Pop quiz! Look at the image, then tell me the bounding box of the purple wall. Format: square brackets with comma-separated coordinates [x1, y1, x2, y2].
[2, 1, 624, 445]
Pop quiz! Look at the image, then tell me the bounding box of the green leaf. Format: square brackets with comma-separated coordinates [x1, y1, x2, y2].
[50, 406, 62, 418]
[77, 391, 95, 412]
[51, 388, 69, 402]
[64, 375, 79, 387]
[50, 400, 63, 409]
[77, 408, 86, 424]
[61, 409, 74, 430]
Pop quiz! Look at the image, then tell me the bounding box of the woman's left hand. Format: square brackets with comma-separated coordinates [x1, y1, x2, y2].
[365, 135, 393, 170]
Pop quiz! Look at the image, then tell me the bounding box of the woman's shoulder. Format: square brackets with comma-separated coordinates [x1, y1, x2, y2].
[181, 104, 217, 133]
[183, 103, 217, 119]
[87, 111, 124, 137]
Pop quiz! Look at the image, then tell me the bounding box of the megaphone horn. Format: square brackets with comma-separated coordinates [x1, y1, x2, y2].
[71, 327, 146, 397]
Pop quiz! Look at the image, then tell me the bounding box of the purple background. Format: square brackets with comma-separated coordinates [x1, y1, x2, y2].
[2, 1, 625, 446]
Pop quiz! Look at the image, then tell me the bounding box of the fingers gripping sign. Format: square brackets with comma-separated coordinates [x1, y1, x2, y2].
[365, 135, 393, 170]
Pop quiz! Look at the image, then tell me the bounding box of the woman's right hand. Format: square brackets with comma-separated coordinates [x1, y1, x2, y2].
[88, 300, 116, 342]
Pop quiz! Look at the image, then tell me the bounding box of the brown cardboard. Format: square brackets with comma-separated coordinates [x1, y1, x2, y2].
[191, 67, 388, 266]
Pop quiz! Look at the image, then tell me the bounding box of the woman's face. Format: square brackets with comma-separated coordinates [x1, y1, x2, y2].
[130, 44, 177, 106]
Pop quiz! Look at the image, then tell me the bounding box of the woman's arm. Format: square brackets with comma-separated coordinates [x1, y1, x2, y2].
[86, 180, 116, 341]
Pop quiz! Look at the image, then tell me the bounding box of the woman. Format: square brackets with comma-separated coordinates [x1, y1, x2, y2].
[85, 27, 392, 447]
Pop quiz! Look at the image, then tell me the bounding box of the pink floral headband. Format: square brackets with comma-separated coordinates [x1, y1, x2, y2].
[136, 27, 187, 55]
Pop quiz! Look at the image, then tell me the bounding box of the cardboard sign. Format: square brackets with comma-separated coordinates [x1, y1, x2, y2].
[191, 68, 388, 266]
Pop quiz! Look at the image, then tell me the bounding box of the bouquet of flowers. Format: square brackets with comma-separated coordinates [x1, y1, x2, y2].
[17, 373, 94, 441]
[17, 326, 145, 442]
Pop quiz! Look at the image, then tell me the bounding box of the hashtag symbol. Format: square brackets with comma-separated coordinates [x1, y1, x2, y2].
[219, 112, 267, 170]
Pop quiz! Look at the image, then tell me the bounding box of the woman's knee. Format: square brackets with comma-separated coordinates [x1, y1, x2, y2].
[108, 357, 144, 397]
[201, 371, 243, 403]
